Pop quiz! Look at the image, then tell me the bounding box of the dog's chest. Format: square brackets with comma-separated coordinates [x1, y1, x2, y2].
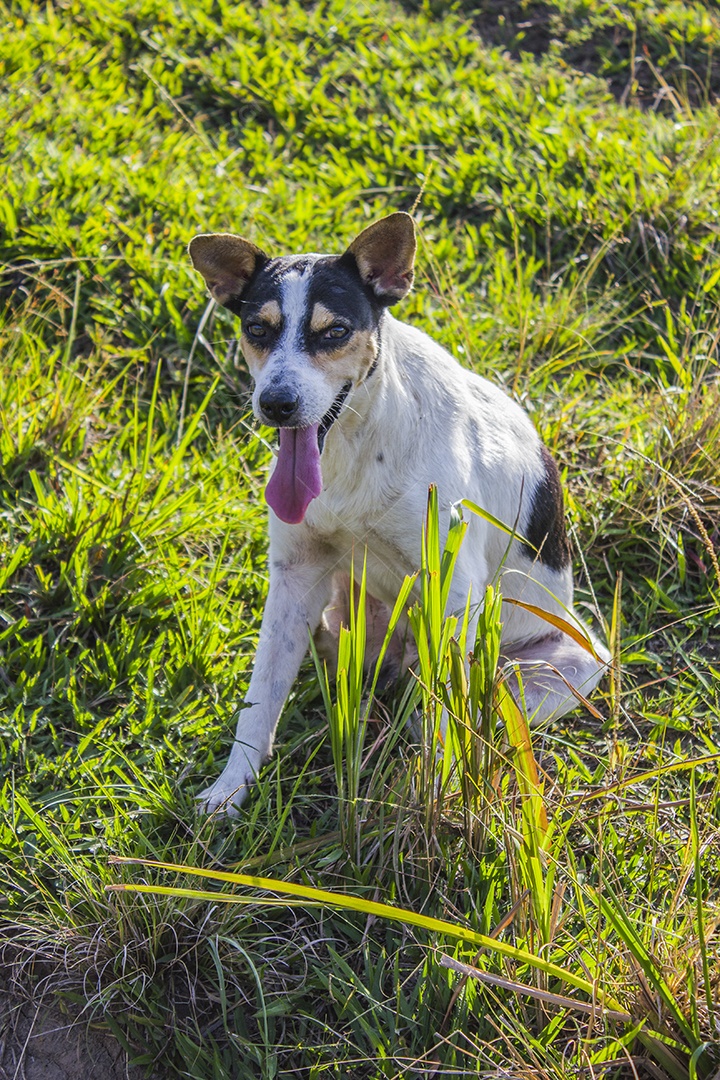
[303, 493, 419, 602]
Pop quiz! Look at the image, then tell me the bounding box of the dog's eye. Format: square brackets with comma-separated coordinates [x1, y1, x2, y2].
[325, 325, 349, 340]
[245, 322, 267, 339]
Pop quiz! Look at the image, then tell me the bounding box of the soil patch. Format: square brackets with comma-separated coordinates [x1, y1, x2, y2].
[0, 990, 159, 1080]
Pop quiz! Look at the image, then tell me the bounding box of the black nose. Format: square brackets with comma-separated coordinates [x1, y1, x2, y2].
[259, 388, 300, 425]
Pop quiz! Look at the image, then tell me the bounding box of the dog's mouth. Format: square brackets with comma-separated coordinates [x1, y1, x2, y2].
[265, 381, 353, 526]
[318, 380, 352, 454]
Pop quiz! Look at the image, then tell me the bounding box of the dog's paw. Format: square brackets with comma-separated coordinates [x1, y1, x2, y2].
[196, 772, 254, 817]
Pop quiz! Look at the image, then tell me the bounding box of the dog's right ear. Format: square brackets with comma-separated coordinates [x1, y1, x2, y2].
[188, 233, 269, 309]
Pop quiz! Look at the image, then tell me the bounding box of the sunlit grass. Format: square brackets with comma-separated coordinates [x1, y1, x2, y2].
[1, 0, 719, 1076]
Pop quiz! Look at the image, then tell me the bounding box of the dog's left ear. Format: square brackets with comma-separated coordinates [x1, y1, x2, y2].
[188, 233, 269, 309]
[344, 212, 416, 304]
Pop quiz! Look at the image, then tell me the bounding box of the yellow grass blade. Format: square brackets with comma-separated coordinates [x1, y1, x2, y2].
[107, 856, 625, 1010]
[503, 598, 601, 658]
[497, 690, 549, 841]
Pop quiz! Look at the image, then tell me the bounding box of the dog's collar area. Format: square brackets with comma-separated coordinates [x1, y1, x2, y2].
[318, 380, 352, 453]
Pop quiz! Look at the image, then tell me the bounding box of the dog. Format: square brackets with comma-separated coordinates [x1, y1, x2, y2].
[188, 212, 609, 814]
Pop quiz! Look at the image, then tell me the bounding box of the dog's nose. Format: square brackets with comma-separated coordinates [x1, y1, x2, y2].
[259, 389, 300, 425]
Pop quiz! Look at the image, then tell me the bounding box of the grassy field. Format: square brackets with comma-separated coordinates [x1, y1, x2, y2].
[1, 0, 720, 1076]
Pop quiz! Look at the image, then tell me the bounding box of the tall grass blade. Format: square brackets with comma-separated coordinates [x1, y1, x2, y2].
[461, 497, 535, 550]
[690, 771, 715, 1033]
[594, 882, 699, 1047]
[107, 856, 630, 1015]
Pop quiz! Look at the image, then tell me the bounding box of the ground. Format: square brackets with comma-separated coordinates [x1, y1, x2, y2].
[0, 989, 156, 1080]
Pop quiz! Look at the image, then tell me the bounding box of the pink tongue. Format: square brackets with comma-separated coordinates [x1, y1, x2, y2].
[265, 425, 323, 524]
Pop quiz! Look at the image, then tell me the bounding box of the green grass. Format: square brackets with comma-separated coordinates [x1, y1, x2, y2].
[1, 0, 720, 1076]
[445, 0, 720, 109]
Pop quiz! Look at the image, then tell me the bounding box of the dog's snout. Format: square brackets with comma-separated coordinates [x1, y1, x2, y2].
[259, 388, 301, 425]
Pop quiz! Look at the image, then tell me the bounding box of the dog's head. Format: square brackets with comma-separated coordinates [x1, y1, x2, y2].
[188, 213, 416, 523]
[188, 212, 415, 427]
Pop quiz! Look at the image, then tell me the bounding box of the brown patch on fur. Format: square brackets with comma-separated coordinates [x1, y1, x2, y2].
[242, 302, 281, 370]
[309, 302, 337, 334]
[258, 300, 282, 328]
[315, 573, 416, 682]
[241, 337, 271, 371]
[523, 445, 571, 571]
[310, 328, 378, 378]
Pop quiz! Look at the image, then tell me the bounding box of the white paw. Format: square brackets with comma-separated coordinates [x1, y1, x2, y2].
[197, 762, 258, 817]
[196, 782, 247, 817]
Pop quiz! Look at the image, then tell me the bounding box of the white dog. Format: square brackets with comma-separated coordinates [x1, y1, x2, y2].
[189, 213, 608, 814]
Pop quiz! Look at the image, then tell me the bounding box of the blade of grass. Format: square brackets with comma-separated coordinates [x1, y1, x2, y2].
[437, 953, 632, 1021]
[566, 754, 720, 803]
[150, 375, 220, 509]
[690, 771, 715, 1032]
[594, 882, 699, 1047]
[502, 598, 601, 658]
[461, 497, 535, 551]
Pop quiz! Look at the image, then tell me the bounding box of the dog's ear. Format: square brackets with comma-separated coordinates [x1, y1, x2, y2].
[344, 212, 416, 304]
[188, 233, 269, 309]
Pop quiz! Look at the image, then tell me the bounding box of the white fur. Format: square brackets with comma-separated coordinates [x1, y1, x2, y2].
[198, 278, 610, 815]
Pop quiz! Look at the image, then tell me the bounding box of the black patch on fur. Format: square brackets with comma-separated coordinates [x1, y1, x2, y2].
[318, 380, 352, 452]
[225, 269, 281, 320]
[229, 253, 386, 351]
[302, 256, 383, 351]
[227, 255, 316, 321]
[523, 446, 571, 571]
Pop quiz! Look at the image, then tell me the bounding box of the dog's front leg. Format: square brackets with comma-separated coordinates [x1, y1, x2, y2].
[198, 553, 334, 816]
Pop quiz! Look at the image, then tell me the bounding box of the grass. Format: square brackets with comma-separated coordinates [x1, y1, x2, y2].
[450, 0, 720, 109]
[1, 0, 720, 1076]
